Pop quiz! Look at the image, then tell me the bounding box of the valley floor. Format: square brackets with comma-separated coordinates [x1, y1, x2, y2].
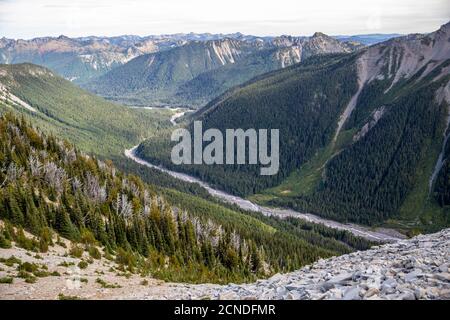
[0, 229, 448, 300]
[125, 146, 405, 242]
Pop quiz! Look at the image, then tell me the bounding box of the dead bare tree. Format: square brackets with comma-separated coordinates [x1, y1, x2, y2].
[84, 172, 107, 203]
[43, 161, 67, 194]
[28, 154, 42, 177]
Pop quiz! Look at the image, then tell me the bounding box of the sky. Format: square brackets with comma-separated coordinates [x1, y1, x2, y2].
[0, 0, 449, 39]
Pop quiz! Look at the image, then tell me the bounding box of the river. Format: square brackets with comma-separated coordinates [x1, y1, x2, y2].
[125, 109, 405, 242]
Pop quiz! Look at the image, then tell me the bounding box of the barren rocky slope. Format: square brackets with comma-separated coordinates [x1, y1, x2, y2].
[178, 229, 449, 300]
[1, 229, 448, 300]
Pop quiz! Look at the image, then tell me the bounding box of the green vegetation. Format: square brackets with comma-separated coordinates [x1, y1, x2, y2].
[140, 279, 149, 286]
[283, 68, 450, 229]
[58, 293, 83, 300]
[88, 246, 101, 260]
[0, 233, 12, 249]
[175, 48, 294, 106]
[0, 113, 373, 283]
[96, 277, 121, 289]
[84, 36, 356, 108]
[0, 256, 22, 267]
[84, 40, 263, 107]
[0, 277, 13, 284]
[57, 261, 75, 268]
[69, 245, 84, 259]
[0, 63, 173, 157]
[138, 43, 450, 232]
[137, 53, 358, 196]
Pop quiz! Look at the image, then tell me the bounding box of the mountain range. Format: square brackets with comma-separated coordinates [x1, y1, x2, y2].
[0, 32, 400, 95]
[84, 32, 360, 107]
[136, 22, 450, 232]
[0, 19, 449, 300]
[0, 35, 182, 83]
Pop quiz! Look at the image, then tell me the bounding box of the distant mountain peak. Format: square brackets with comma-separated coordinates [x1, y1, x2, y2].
[437, 20, 450, 34]
[312, 32, 329, 38]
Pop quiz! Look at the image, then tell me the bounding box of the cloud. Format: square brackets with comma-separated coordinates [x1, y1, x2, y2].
[0, 0, 449, 39]
[366, 7, 383, 30]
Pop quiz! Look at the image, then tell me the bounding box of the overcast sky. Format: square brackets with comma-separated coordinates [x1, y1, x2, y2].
[0, 0, 449, 39]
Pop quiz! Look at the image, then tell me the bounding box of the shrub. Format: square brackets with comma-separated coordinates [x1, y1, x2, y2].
[78, 261, 88, 269]
[2, 256, 22, 267]
[57, 261, 74, 267]
[115, 248, 136, 270]
[95, 278, 121, 289]
[80, 229, 97, 246]
[18, 262, 39, 273]
[140, 279, 149, 286]
[103, 251, 114, 261]
[58, 294, 82, 300]
[0, 277, 13, 284]
[1, 223, 14, 241]
[17, 270, 30, 278]
[39, 238, 49, 253]
[25, 276, 37, 284]
[17, 270, 37, 283]
[15, 228, 39, 252]
[33, 270, 50, 278]
[69, 244, 84, 258]
[87, 246, 101, 260]
[39, 227, 53, 253]
[0, 233, 12, 249]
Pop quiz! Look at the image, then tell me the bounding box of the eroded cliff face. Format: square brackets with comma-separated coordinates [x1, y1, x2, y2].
[356, 22, 450, 87]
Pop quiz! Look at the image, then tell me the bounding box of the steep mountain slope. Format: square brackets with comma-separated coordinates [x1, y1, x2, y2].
[85, 34, 359, 107]
[137, 22, 450, 230]
[84, 39, 258, 106]
[0, 113, 374, 286]
[172, 228, 450, 300]
[0, 63, 172, 157]
[0, 36, 176, 83]
[1, 225, 447, 300]
[176, 33, 361, 106]
[137, 52, 358, 192]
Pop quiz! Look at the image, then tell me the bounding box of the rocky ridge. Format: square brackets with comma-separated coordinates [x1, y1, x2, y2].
[1, 228, 448, 300]
[141, 229, 449, 300]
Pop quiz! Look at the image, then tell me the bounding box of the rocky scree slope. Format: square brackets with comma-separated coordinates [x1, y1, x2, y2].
[148, 229, 449, 300]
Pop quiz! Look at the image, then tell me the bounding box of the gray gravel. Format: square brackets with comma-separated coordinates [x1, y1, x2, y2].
[133, 229, 449, 300]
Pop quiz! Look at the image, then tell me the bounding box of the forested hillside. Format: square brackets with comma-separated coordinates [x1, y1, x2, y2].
[84, 34, 358, 108]
[137, 53, 359, 195]
[0, 113, 373, 284]
[137, 22, 450, 231]
[84, 39, 257, 106]
[0, 63, 171, 157]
